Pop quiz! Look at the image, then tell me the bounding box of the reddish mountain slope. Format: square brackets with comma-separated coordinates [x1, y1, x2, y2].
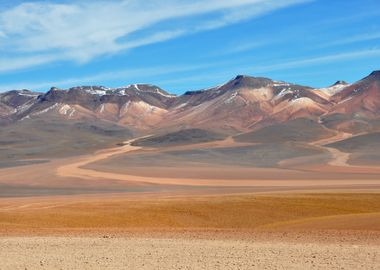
[164, 75, 330, 132]
[321, 71, 380, 133]
[1, 71, 379, 136]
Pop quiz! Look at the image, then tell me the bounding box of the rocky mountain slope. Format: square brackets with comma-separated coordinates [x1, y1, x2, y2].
[1, 70, 380, 170]
[1, 71, 379, 135]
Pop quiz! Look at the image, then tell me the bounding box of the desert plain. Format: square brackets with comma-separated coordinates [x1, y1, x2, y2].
[2, 0, 380, 267]
[0, 133, 380, 269]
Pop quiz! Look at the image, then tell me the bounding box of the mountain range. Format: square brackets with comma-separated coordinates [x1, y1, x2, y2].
[1, 70, 380, 134]
[1, 70, 380, 171]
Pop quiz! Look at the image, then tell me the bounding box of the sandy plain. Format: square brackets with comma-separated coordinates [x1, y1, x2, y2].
[1, 192, 380, 269]
[1, 136, 380, 269]
[1, 236, 379, 270]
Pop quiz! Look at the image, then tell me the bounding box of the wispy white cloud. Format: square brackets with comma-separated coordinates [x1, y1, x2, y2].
[159, 49, 380, 89]
[224, 42, 266, 54]
[0, 0, 310, 73]
[321, 31, 380, 48]
[194, 0, 310, 31]
[250, 48, 380, 73]
[211, 41, 268, 57]
[0, 54, 63, 73]
[0, 62, 219, 91]
[2, 46, 378, 92]
[317, 9, 380, 27]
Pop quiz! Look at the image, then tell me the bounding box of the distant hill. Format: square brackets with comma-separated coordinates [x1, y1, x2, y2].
[131, 129, 226, 147]
[234, 118, 335, 143]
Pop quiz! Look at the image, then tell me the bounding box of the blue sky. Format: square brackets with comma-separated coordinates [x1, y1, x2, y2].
[0, 0, 379, 94]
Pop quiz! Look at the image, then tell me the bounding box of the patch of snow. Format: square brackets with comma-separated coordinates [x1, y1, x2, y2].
[153, 88, 176, 98]
[276, 88, 293, 97]
[20, 115, 31, 121]
[17, 92, 39, 97]
[203, 84, 223, 92]
[340, 96, 354, 103]
[81, 84, 175, 98]
[58, 104, 76, 118]
[272, 81, 290, 87]
[32, 103, 59, 116]
[175, 102, 188, 109]
[119, 101, 131, 116]
[115, 89, 126, 95]
[117, 84, 141, 91]
[99, 104, 105, 114]
[16, 99, 35, 113]
[68, 109, 76, 118]
[59, 104, 72, 115]
[224, 92, 238, 104]
[117, 85, 133, 90]
[85, 89, 107, 96]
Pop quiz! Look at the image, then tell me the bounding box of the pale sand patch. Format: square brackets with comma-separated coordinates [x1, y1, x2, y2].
[0, 236, 378, 270]
[312, 131, 352, 167]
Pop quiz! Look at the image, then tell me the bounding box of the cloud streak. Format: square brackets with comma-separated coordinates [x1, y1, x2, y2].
[1, 46, 378, 93]
[0, 0, 309, 73]
[0, 62, 220, 91]
[321, 31, 380, 48]
[250, 48, 380, 73]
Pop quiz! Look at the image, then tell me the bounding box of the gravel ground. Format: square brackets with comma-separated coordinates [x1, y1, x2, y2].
[0, 236, 379, 270]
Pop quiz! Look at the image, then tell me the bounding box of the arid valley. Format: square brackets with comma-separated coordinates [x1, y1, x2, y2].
[1, 71, 380, 268]
[1, 0, 380, 268]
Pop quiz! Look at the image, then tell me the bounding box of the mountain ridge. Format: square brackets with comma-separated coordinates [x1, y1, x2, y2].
[1, 71, 379, 134]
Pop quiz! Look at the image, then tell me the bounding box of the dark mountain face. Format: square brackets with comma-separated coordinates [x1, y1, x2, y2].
[223, 75, 274, 90]
[1, 71, 379, 134]
[368, 70, 380, 79]
[331, 80, 349, 87]
[0, 90, 40, 108]
[0, 90, 41, 122]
